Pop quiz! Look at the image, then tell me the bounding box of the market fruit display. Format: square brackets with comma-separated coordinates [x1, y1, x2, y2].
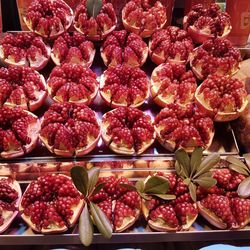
[19, 174, 84, 233]
[74, 0, 117, 41]
[183, 3, 232, 44]
[154, 103, 214, 152]
[0, 32, 51, 71]
[100, 30, 148, 67]
[100, 65, 149, 108]
[122, 0, 167, 38]
[0, 66, 47, 111]
[47, 63, 98, 104]
[190, 38, 241, 80]
[0, 106, 40, 158]
[101, 107, 155, 155]
[149, 27, 194, 65]
[23, 0, 74, 39]
[195, 75, 248, 122]
[0, 177, 22, 233]
[90, 176, 141, 232]
[151, 63, 197, 107]
[51, 32, 95, 67]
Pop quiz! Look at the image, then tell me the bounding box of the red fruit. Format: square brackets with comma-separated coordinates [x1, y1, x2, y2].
[74, 0, 117, 41]
[195, 75, 248, 122]
[154, 103, 214, 152]
[24, 0, 74, 39]
[151, 63, 197, 108]
[122, 0, 167, 38]
[101, 107, 155, 155]
[197, 185, 225, 200]
[0, 106, 40, 158]
[51, 32, 95, 67]
[100, 65, 149, 108]
[47, 63, 98, 105]
[0, 32, 51, 71]
[183, 3, 231, 44]
[190, 38, 241, 80]
[149, 27, 194, 65]
[19, 174, 84, 234]
[101, 30, 148, 67]
[0, 177, 22, 233]
[39, 103, 100, 157]
[0, 66, 47, 112]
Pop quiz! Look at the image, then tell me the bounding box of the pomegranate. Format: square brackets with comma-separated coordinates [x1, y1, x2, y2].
[74, 0, 117, 41]
[0, 177, 22, 233]
[0, 106, 40, 158]
[23, 0, 74, 39]
[183, 3, 232, 44]
[0, 66, 47, 112]
[100, 65, 149, 108]
[19, 174, 84, 233]
[190, 38, 241, 80]
[47, 63, 98, 105]
[154, 103, 214, 152]
[100, 30, 148, 67]
[101, 107, 155, 155]
[51, 32, 95, 67]
[122, 0, 167, 38]
[0, 32, 51, 71]
[195, 75, 248, 122]
[90, 176, 141, 232]
[151, 63, 197, 108]
[149, 27, 194, 65]
[39, 102, 100, 157]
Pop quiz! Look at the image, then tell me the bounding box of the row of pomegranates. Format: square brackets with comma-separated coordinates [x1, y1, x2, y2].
[0, 151, 250, 246]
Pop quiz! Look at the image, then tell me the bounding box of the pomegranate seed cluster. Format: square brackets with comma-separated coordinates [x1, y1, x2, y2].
[149, 26, 194, 64]
[101, 30, 148, 67]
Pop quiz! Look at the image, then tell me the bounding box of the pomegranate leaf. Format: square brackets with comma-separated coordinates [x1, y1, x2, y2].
[229, 164, 249, 176]
[188, 182, 197, 202]
[175, 161, 182, 176]
[237, 176, 250, 198]
[88, 167, 101, 196]
[86, 0, 102, 18]
[71, 166, 88, 196]
[119, 183, 137, 191]
[196, 172, 212, 178]
[144, 176, 169, 194]
[135, 180, 145, 193]
[190, 147, 203, 177]
[139, 192, 151, 200]
[175, 149, 191, 177]
[183, 178, 191, 186]
[79, 205, 94, 247]
[153, 194, 176, 200]
[243, 153, 250, 169]
[89, 202, 112, 239]
[194, 176, 217, 189]
[226, 156, 250, 175]
[91, 182, 106, 196]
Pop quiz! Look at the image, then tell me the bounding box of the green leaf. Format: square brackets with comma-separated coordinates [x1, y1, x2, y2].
[71, 166, 88, 196]
[243, 153, 250, 170]
[188, 182, 197, 202]
[183, 178, 191, 186]
[144, 176, 169, 194]
[194, 177, 217, 189]
[135, 180, 145, 193]
[197, 172, 212, 178]
[139, 192, 151, 200]
[229, 164, 249, 176]
[226, 156, 250, 175]
[175, 149, 191, 177]
[175, 161, 182, 176]
[88, 167, 100, 196]
[90, 202, 112, 239]
[91, 182, 106, 196]
[190, 147, 203, 177]
[79, 205, 94, 247]
[119, 183, 137, 191]
[152, 194, 176, 200]
[237, 176, 250, 198]
[86, 0, 102, 18]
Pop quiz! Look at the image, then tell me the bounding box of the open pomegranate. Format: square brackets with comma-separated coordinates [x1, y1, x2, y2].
[100, 65, 149, 108]
[47, 63, 98, 105]
[195, 75, 248, 122]
[151, 63, 197, 108]
[0, 177, 22, 233]
[149, 27, 194, 65]
[90, 176, 141, 232]
[154, 103, 214, 152]
[0, 32, 51, 71]
[0, 106, 40, 158]
[100, 30, 148, 67]
[24, 0, 74, 39]
[39, 102, 100, 157]
[122, 0, 167, 38]
[0, 66, 47, 112]
[19, 174, 84, 233]
[190, 38, 241, 80]
[183, 3, 231, 44]
[101, 107, 155, 155]
[142, 172, 198, 231]
[51, 32, 95, 67]
[74, 0, 117, 41]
